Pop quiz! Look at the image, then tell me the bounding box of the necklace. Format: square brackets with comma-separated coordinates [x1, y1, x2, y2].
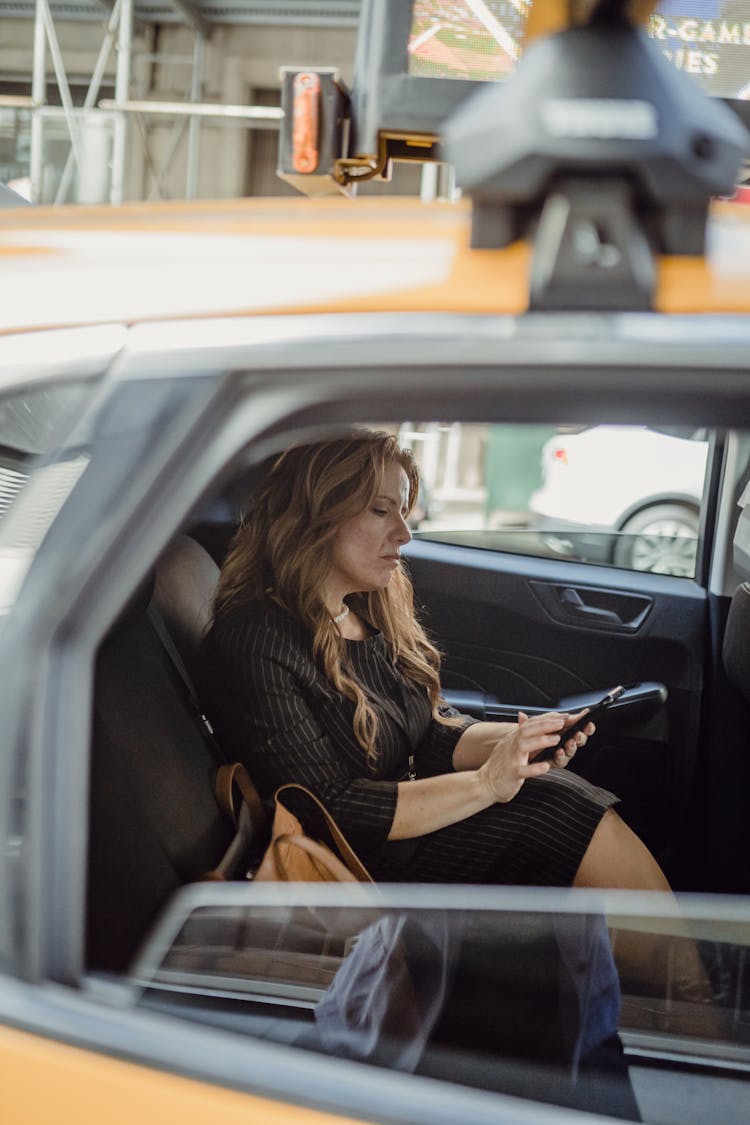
[331, 604, 350, 625]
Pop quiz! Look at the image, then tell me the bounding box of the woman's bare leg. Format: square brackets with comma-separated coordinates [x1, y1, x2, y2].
[574, 810, 716, 1014]
[573, 810, 670, 891]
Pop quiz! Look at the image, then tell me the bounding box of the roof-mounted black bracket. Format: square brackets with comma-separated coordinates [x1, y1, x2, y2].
[443, 20, 750, 312]
[473, 177, 658, 312]
[530, 178, 656, 312]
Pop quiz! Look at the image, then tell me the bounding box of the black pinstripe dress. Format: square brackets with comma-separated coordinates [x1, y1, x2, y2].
[202, 600, 618, 886]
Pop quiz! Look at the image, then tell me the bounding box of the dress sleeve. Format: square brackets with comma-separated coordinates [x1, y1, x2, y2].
[209, 618, 398, 851]
[414, 703, 480, 778]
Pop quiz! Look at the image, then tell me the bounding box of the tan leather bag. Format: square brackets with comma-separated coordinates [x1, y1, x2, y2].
[212, 762, 373, 884]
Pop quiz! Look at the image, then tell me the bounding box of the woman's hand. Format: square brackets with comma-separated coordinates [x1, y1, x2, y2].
[477, 712, 566, 802]
[519, 708, 595, 770]
[390, 710, 596, 839]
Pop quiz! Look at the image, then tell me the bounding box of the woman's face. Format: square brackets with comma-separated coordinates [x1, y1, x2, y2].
[325, 461, 412, 603]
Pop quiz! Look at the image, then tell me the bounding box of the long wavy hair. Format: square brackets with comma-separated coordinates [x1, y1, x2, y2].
[213, 430, 453, 761]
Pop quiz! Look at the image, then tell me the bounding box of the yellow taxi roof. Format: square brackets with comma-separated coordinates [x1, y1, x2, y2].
[1, 194, 750, 335]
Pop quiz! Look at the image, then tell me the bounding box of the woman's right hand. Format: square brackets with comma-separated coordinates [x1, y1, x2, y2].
[477, 712, 567, 803]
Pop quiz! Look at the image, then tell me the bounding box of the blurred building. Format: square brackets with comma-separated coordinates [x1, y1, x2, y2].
[0, 0, 487, 524]
[0, 0, 421, 203]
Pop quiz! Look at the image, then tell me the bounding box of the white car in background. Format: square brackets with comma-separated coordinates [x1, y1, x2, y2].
[530, 425, 710, 577]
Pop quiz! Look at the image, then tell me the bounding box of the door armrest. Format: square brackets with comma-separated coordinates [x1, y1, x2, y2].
[443, 682, 667, 728]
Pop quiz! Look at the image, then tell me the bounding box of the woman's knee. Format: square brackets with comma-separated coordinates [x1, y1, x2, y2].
[573, 810, 671, 891]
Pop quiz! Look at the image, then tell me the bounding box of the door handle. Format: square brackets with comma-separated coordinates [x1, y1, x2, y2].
[560, 587, 623, 625]
[529, 580, 653, 632]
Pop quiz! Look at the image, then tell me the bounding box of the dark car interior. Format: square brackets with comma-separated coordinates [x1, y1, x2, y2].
[86, 508, 643, 1116]
[82, 409, 750, 1123]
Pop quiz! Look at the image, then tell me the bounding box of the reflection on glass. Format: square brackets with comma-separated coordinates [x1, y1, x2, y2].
[132, 889, 750, 1123]
[401, 422, 708, 578]
[314, 909, 638, 1118]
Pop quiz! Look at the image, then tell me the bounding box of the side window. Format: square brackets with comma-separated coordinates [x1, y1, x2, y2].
[0, 381, 93, 614]
[401, 422, 710, 578]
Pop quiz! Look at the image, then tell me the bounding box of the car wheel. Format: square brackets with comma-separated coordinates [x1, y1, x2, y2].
[613, 503, 700, 577]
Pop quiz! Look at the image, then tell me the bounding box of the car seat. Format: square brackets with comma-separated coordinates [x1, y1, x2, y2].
[712, 504, 750, 891]
[725, 493, 750, 700]
[152, 533, 220, 687]
[87, 576, 235, 972]
[723, 582, 750, 706]
[88, 532, 270, 972]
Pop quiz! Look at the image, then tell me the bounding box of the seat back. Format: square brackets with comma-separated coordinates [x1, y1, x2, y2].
[724, 497, 750, 705]
[723, 581, 750, 707]
[87, 532, 264, 972]
[152, 533, 220, 686]
[87, 602, 234, 972]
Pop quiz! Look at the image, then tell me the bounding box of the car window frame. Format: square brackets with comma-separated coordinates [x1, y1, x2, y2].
[6, 309, 750, 1024]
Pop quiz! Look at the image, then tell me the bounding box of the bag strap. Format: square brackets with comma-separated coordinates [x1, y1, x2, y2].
[201, 763, 268, 882]
[215, 761, 267, 831]
[275, 782, 373, 883]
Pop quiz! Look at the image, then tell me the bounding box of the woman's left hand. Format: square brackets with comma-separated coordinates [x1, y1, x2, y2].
[518, 709, 595, 769]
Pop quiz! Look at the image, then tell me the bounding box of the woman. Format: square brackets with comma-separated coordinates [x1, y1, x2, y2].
[202, 429, 669, 893]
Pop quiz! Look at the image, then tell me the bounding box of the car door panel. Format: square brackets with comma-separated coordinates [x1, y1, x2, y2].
[404, 539, 706, 873]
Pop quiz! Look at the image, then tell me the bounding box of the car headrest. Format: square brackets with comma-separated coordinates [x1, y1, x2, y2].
[152, 534, 220, 685]
[723, 581, 750, 708]
[732, 477, 750, 582]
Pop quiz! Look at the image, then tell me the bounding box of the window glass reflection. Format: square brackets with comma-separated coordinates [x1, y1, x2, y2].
[131, 887, 750, 1123]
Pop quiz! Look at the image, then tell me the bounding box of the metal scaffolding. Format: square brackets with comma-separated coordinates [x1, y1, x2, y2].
[15, 0, 358, 204]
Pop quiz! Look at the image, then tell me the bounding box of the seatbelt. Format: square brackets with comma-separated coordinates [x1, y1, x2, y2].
[146, 601, 268, 878]
[146, 601, 226, 763]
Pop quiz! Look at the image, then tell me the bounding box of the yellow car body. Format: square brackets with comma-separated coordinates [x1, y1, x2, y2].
[2, 195, 750, 340]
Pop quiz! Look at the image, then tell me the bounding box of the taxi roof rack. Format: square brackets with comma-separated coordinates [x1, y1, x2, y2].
[277, 2, 750, 311]
[442, 11, 750, 311]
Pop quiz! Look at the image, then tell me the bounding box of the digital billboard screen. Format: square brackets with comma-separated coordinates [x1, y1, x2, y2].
[408, 1, 530, 82]
[407, 1, 750, 99]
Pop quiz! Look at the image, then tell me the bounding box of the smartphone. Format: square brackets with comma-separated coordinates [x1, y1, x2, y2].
[535, 685, 625, 762]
